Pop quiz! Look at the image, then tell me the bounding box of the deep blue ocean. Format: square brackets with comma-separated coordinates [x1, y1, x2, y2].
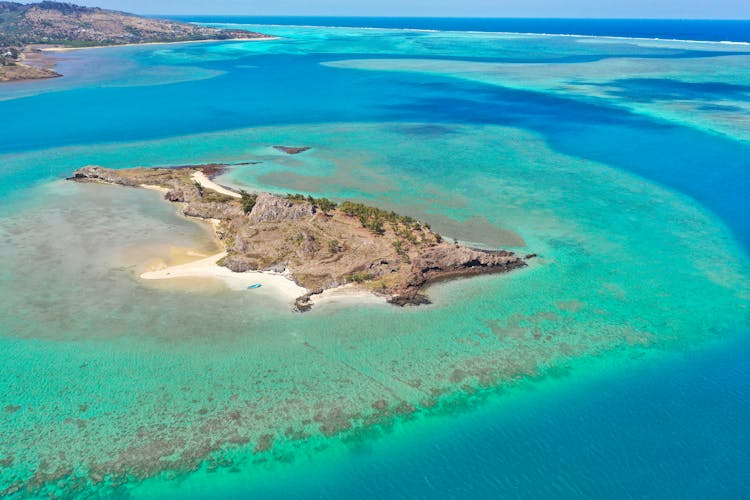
[1, 18, 749, 498]
[247, 334, 750, 498]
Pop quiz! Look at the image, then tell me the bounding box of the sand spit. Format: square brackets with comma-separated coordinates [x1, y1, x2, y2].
[190, 172, 241, 199]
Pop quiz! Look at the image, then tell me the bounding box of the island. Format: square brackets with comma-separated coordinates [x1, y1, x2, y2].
[70, 164, 531, 311]
[0, 1, 271, 82]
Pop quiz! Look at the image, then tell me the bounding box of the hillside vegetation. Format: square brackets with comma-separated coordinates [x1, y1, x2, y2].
[0, 1, 267, 46]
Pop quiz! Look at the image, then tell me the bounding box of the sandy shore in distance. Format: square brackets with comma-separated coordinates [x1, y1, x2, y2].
[41, 37, 279, 53]
[141, 251, 308, 299]
[191, 172, 241, 198]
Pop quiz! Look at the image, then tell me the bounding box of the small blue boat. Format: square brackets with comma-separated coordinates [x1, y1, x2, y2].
[247, 284, 262, 290]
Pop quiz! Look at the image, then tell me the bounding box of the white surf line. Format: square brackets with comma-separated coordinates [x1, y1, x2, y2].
[191, 171, 242, 199]
[233, 23, 750, 47]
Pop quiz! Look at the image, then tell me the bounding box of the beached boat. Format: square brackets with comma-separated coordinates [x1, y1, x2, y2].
[247, 283, 262, 289]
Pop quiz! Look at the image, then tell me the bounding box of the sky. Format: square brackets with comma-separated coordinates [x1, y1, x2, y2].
[16, 0, 750, 19]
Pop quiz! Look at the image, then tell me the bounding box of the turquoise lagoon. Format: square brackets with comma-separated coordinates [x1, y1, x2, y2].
[1, 22, 749, 497]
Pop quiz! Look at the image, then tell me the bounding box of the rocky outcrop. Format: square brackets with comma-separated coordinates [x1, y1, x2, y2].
[412, 245, 522, 277]
[273, 146, 311, 155]
[70, 164, 532, 311]
[293, 289, 325, 313]
[72, 165, 140, 186]
[388, 246, 526, 306]
[247, 193, 317, 224]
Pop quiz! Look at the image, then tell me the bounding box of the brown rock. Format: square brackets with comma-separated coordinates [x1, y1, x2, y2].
[247, 193, 316, 224]
[273, 146, 311, 155]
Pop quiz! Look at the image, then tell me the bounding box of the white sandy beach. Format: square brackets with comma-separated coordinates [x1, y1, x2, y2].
[191, 172, 241, 198]
[141, 251, 308, 300]
[140, 250, 387, 308]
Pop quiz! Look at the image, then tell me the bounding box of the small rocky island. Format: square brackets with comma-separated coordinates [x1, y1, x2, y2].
[71, 165, 530, 311]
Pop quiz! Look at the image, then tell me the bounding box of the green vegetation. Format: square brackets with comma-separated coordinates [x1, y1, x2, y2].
[316, 197, 337, 215]
[348, 271, 375, 283]
[285, 193, 338, 215]
[0, 1, 265, 48]
[240, 190, 257, 214]
[392, 240, 410, 262]
[192, 180, 234, 203]
[284, 194, 434, 240]
[340, 201, 421, 235]
[285, 194, 307, 203]
[328, 239, 341, 253]
[0, 46, 19, 66]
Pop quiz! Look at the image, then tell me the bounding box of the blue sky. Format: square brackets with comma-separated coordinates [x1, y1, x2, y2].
[17, 0, 750, 18]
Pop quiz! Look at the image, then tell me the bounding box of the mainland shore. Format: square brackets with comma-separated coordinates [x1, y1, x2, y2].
[40, 37, 280, 53]
[1, 1, 275, 82]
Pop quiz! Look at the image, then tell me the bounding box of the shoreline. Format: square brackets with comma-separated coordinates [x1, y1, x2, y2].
[190, 172, 241, 198]
[41, 37, 279, 53]
[2, 37, 278, 83]
[140, 250, 386, 308]
[0, 46, 61, 83]
[140, 251, 306, 297]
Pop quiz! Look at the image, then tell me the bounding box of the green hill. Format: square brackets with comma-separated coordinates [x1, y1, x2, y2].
[0, 1, 268, 46]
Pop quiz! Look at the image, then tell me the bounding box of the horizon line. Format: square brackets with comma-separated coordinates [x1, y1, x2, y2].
[153, 15, 750, 21]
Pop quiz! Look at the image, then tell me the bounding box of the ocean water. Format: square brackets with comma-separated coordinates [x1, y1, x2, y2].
[1, 20, 749, 498]
[175, 17, 750, 43]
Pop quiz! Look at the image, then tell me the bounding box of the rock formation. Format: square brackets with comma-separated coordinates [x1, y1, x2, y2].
[273, 146, 311, 155]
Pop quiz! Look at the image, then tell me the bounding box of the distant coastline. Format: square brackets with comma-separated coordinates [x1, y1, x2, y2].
[1, 37, 276, 82]
[180, 16, 750, 44]
[41, 36, 279, 53]
[0, 1, 273, 83]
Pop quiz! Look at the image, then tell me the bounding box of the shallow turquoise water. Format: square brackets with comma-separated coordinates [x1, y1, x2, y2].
[1, 23, 749, 498]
